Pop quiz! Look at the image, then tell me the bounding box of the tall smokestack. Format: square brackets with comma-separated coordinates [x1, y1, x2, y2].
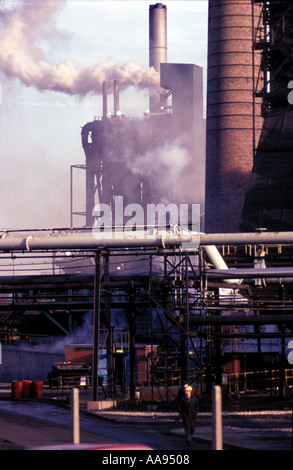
[114, 80, 120, 117]
[103, 81, 107, 120]
[205, 0, 263, 233]
[149, 3, 167, 110]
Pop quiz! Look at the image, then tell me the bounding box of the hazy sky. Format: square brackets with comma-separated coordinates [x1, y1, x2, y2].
[0, 0, 208, 230]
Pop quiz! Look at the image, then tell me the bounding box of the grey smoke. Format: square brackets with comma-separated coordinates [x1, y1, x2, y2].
[0, 0, 160, 97]
[127, 134, 204, 205]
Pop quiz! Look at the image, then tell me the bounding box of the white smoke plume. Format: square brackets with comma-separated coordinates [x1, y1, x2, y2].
[0, 0, 160, 97]
[129, 135, 203, 205]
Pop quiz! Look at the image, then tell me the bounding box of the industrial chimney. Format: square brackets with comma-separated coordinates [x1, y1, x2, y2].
[149, 3, 167, 110]
[205, 0, 263, 233]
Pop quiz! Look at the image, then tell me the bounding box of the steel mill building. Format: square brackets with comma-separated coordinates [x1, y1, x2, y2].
[0, 1, 293, 403]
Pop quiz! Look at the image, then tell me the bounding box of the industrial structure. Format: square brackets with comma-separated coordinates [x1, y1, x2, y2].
[78, 3, 205, 230]
[0, 2, 293, 404]
[206, 0, 293, 234]
[240, 0, 293, 231]
[205, 0, 263, 233]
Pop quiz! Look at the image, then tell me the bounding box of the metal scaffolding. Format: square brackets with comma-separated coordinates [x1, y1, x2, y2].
[0, 227, 292, 401]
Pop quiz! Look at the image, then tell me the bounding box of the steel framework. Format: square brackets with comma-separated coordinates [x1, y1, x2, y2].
[0, 228, 292, 401]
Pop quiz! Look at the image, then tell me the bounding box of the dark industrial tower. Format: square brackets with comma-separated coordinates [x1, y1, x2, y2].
[205, 0, 263, 233]
[240, 1, 293, 231]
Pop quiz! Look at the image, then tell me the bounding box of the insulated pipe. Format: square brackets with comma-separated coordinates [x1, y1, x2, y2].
[199, 231, 293, 246]
[202, 245, 229, 270]
[207, 267, 293, 279]
[1, 230, 293, 252]
[189, 314, 293, 326]
[202, 245, 241, 284]
[0, 230, 184, 252]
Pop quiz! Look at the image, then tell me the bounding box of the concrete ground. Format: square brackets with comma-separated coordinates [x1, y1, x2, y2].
[0, 382, 292, 451]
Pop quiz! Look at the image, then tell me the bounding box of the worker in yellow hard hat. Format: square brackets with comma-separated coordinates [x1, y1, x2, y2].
[176, 384, 198, 446]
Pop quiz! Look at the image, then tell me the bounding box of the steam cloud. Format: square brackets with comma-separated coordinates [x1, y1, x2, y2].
[129, 135, 204, 205]
[0, 0, 160, 97]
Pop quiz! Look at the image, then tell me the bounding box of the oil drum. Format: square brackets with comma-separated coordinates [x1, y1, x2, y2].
[11, 381, 23, 398]
[22, 380, 32, 398]
[31, 381, 43, 398]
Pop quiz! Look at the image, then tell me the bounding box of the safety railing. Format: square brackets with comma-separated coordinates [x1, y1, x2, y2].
[222, 368, 293, 394]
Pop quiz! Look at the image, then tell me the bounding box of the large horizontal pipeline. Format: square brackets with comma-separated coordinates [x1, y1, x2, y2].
[0, 230, 182, 251]
[1, 229, 293, 252]
[207, 267, 293, 279]
[189, 314, 293, 326]
[0, 300, 150, 312]
[199, 231, 293, 246]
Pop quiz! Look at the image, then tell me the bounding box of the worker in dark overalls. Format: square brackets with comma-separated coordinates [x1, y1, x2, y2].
[176, 384, 198, 446]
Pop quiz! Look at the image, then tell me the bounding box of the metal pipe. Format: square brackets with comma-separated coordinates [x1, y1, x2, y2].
[189, 315, 293, 326]
[199, 231, 293, 246]
[1, 229, 293, 252]
[207, 267, 293, 279]
[202, 245, 229, 270]
[24, 230, 183, 251]
[202, 245, 242, 284]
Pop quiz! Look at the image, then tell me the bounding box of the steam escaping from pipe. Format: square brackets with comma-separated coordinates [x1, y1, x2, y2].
[0, 0, 160, 97]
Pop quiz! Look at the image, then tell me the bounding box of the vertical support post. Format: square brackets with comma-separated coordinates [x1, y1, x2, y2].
[212, 384, 223, 450]
[291, 391, 293, 451]
[185, 255, 190, 383]
[252, 0, 256, 159]
[215, 325, 222, 386]
[71, 388, 80, 445]
[104, 251, 114, 398]
[128, 282, 136, 401]
[92, 250, 101, 402]
[70, 165, 73, 228]
[280, 324, 286, 399]
[149, 255, 154, 402]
